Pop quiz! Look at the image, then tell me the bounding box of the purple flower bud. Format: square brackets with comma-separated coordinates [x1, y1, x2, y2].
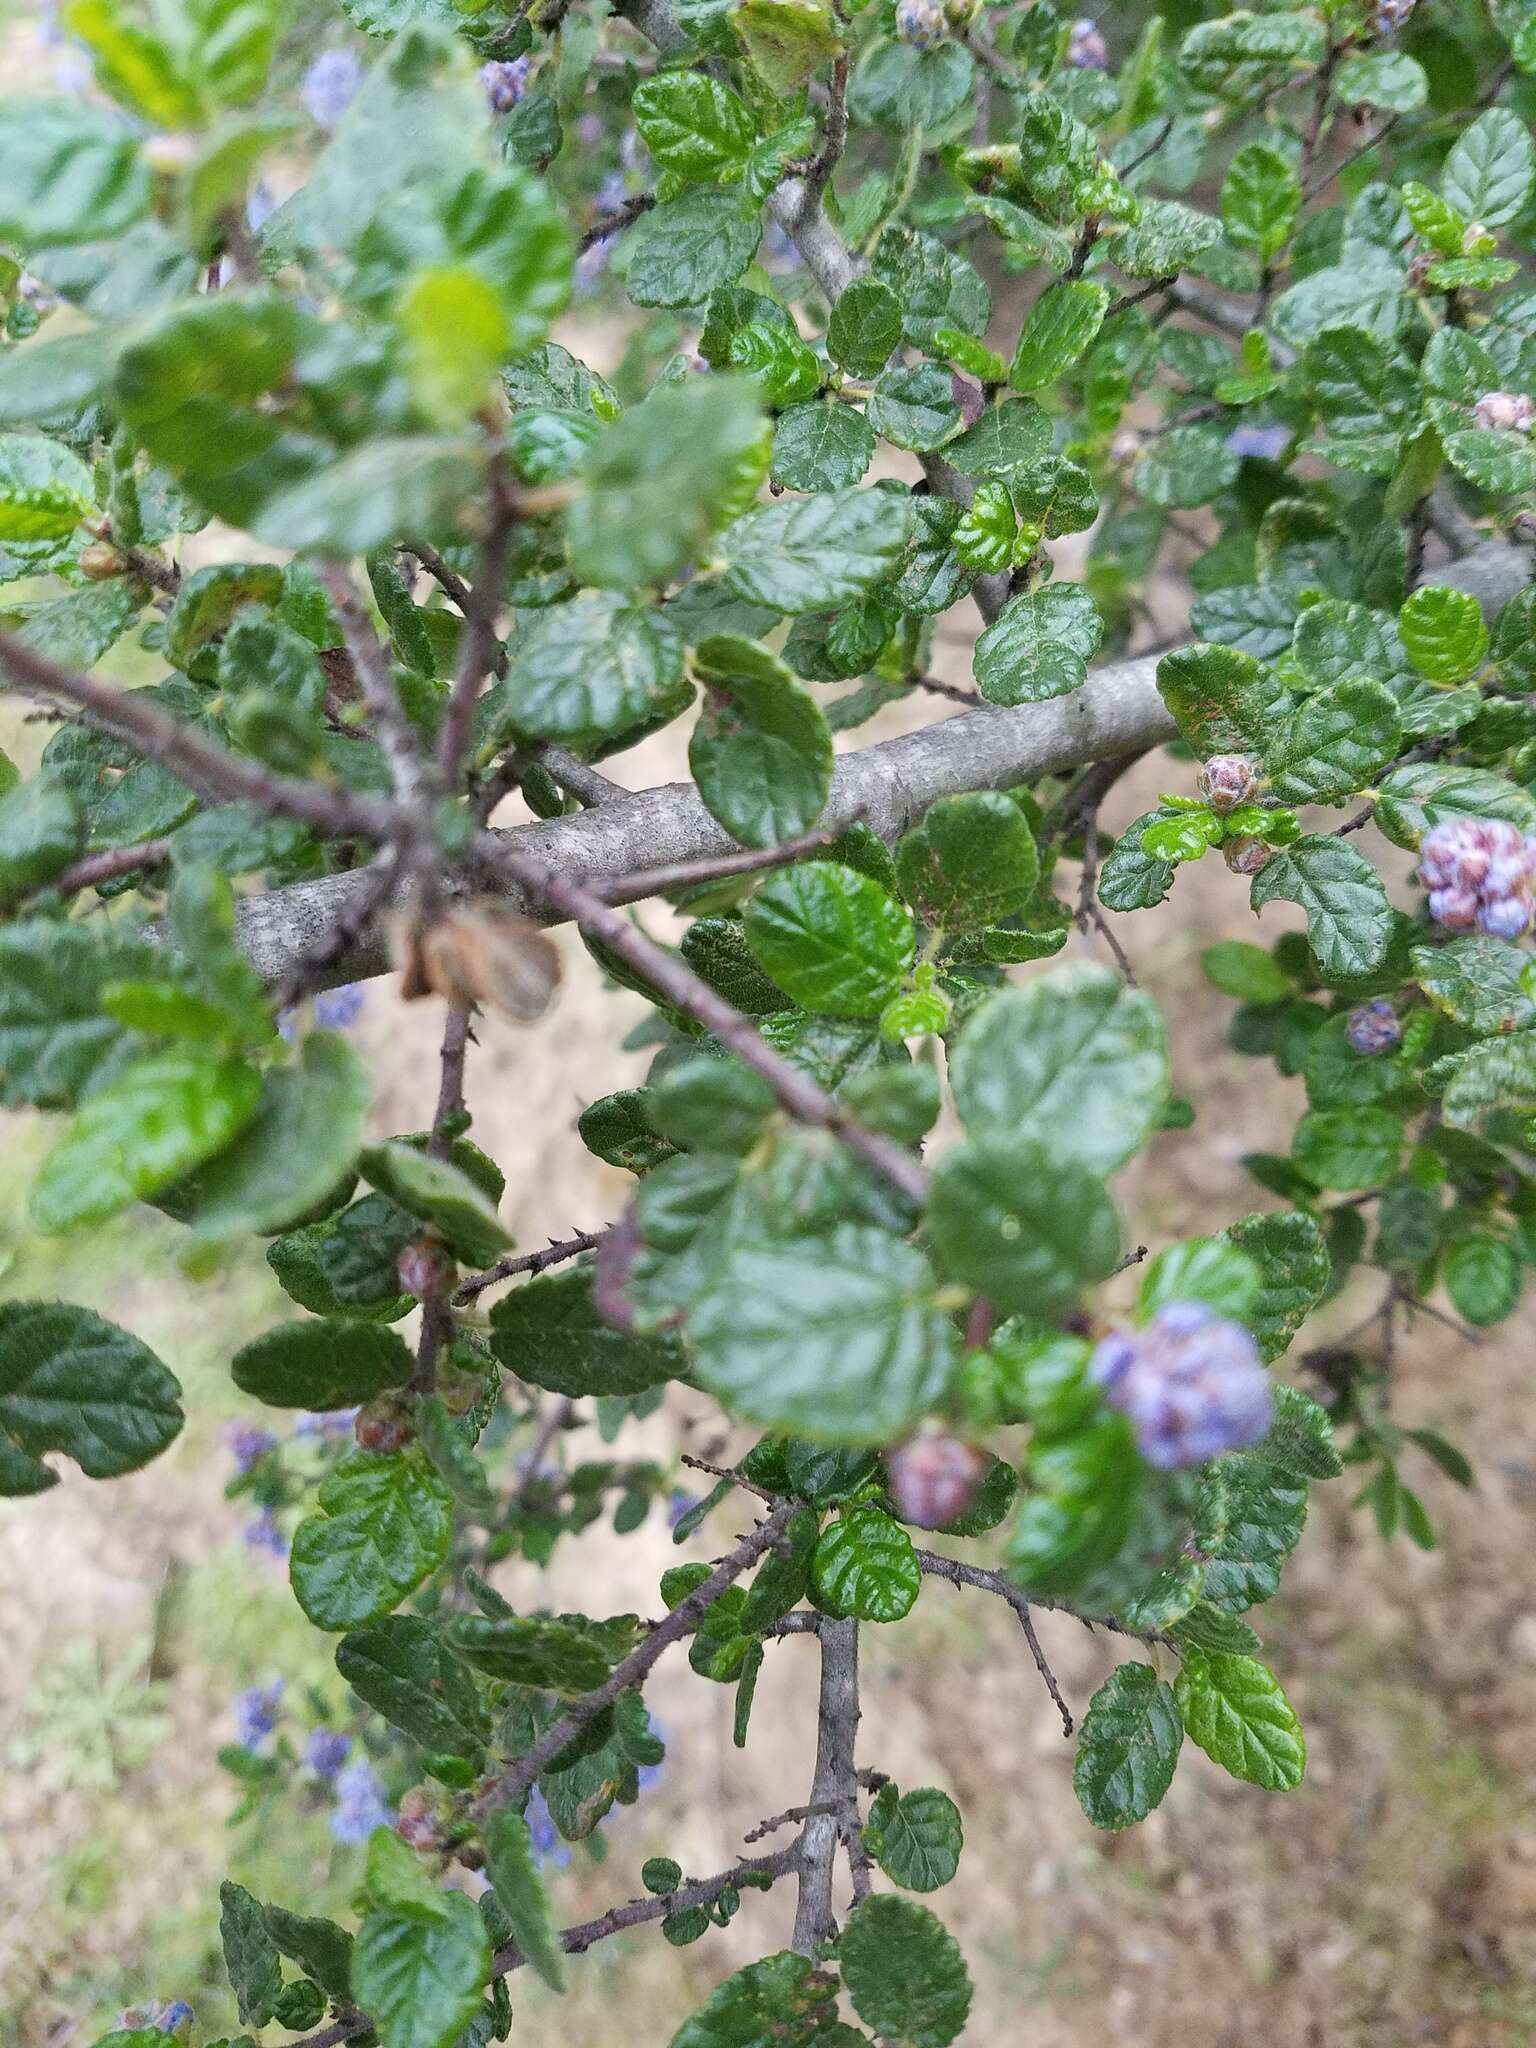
[1089, 1301, 1272, 1469]
[1223, 837, 1270, 876]
[156, 2004, 194, 2036]
[233, 1679, 284, 1750]
[524, 1785, 572, 1867]
[313, 982, 365, 1031]
[225, 1421, 278, 1474]
[666, 1488, 699, 1530]
[1198, 753, 1260, 814]
[481, 57, 530, 112]
[1479, 894, 1533, 938]
[576, 111, 604, 144]
[895, 0, 947, 47]
[1473, 390, 1534, 434]
[329, 1759, 394, 1845]
[1420, 818, 1536, 933]
[1067, 17, 1108, 67]
[293, 1406, 360, 1440]
[301, 48, 363, 129]
[1346, 999, 1401, 1055]
[243, 1507, 288, 1558]
[305, 1727, 352, 1782]
[1428, 885, 1481, 930]
[1373, 0, 1415, 33]
[884, 1432, 988, 1528]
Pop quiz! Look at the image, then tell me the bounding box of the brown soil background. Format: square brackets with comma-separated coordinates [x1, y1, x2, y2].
[2, 13, 1535, 2038]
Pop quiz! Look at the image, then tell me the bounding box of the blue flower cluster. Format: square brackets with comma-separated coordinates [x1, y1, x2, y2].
[300, 49, 362, 128]
[1346, 999, 1402, 1056]
[1089, 1302, 1272, 1469]
[233, 1679, 284, 1751]
[330, 1758, 395, 1845]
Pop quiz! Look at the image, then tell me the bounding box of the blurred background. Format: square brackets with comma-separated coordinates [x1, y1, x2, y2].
[4, 0, 1536, 2040]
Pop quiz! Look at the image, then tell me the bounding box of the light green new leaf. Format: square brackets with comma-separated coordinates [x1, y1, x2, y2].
[745, 860, 915, 1016]
[1174, 1647, 1305, 1790]
[1398, 585, 1488, 684]
[1009, 281, 1111, 393]
[353, 1889, 490, 2048]
[359, 1140, 512, 1266]
[632, 73, 755, 181]
[1221, 142, 1300, 259]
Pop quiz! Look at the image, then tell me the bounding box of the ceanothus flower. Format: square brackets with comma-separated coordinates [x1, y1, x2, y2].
[233, 1679, 284, 1750]
[301, 48, 363, 128]
[225, 1421, 278, 1474]
[1066, 17, 1108, 68]
[524, 1785, 572, 1868]
[305, 1727, 352, 1782]
[243, 1507, 288, 1558]
[329, 1758, 394, 1844]
[895, 0, 947, 48]
[1346, 999, 1402, 1055]
[1226, 421, 1291, 461]
[1090, 1301, 1272, 1469]
[1418, 818, 1536, 937]
[482, 57, 530, 112]
[1472, 390, 1535, 434]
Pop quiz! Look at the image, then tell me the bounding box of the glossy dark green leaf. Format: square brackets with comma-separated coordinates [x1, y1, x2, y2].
[0, 1300, 182, 1496]
[289, 1449, 454, 1631]
[972, 583, 1103, 705]
[745, 861, 915, 1016]
[230, 1319, 413, 1410]
[1073, 1663, 1183, 1830]
[838, 1895, 972, 2048]
[490, 1266, 684, 1396]
[810, 1506, 920, 1621]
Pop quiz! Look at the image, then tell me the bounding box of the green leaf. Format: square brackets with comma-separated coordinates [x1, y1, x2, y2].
[939, 399, 1050, 477]
[255, 434, 475, 556]
[735, 0, 843, 92]
[730, 322, 822, 408]
[1009, 281, 1111, 394]
[231, 1319, 414, 1410]
[335, 1615, 486, 1757]
[838, 1895, 972, 2048]
[689, 635, 833, 849]
[358, 1141, 511, 1267]
[1139, 1237, 1261, 1319]
[1271, 250, 1407, 352]
[567, 376, 766, 591]
[219, 1881, 283, 2029]
[1155, 642, 1287, 760]
[262, 1903, 356, 2003]
[0, 778, 83, 903]
[0, 100, 150, 246]
[1114, 199, 1221, 279]
[0, 325, 123, 424]
[771, 401, 875, 492]
[31, 1050, 262, 1232]
[928, 1136, 1121, 1316]
[1334, 47, 1425, 108]
[867, 1786, 963, 1892]
[1412, 936, 1534, 1036]
[0, 432, 94, 560]
[1399, 586, 1488, 685]
[0, 1300, 182, 1496]
[1441, 106, 1534, 228]
[1293, 1105, 1402, 1189]
[1305, 325, 1418, 448]
[721, 488, 911, 613]
[484, 1809, 565, 1993]
[811, 1506, 920, 1621]
[1173, 1648, 1305, 1790]
[1257, 1383, 1342, 1481]
[1221, 142, 1300, 259]
[289, 1449, 454, 1631]
[0, 919, 165, 1108]
[948, 965, 1169, 1176]
[1135, 423, 1240, 511]
[867, 364, 962, 454]
[1445, 1233, 1523, 1327]
[827, 277, 904, 377]
[497, 595, 684, 748]
[632, 73, 755, 181]
[446, 1611, 634, 1688]
[895, 792, 1039, 933]
[1173, 1603, 1262, 1657]
[649, 1055, 777, 1157]
[626, 185, 761, 307]
[1199, 1453, 1307, 1610]
[353, 1887, 490, 2048]
[158, 1033, 369, 1238]
[1073, 1663, 1184, 1830]
[1250, 837, 1394, 979]
[745, 861, 915, 1016]
[1218, 1210, 1329, 1362]
[687, 1226, 957, 1444]
[1267, 679, 1401, 806]
[1444, 426, 1536, 494]
[490, 1266, 684, 1396]
[1201, 940, 1289, 1004]
[848, 39, 974, 130]
[399, 264, 509, 427]
[670, 1951, 839, 2048]
[972, 583, 1103, 705]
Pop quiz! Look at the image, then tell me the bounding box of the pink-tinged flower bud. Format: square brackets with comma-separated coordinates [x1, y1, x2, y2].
[1479, 894, 1533, 939]
[398, 1237, 456, 1300]
[1089, 1301, 1272, 1469]
[1346, 999, 1401, 1055]
[895, 0, 947, 47]
[884, 1432, 989, 1528]
[1407, 250, 1433, 289]
[1066, 16, 1108, 66]
[1473, 390, 1535, 434]
[356, 1398, 414, 1454]
[1428, 885, 1481, 930]
[1198, 753, 1260, 813]
[1223, 837, 1271, 876]
[481, 57, 530, 112]
[396, 1787, 441, 1852]
[1420, 818, 1536, 932]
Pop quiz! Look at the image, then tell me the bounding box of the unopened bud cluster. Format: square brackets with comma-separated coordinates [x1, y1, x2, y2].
[481, 57, 530, 111]
[1066, 16, 1108, 67]
[1089, 1301, 1272, 1469]
[1198, 753, 1260, 814]
[1222, 837, 1270, 876]
[885, 1431, 987, 1528]
[895, 0, 947, 47]
[1418, 817, 1536, 938]
[1346, 998, 1402, 1055]
[1473, 390, 1535, 434]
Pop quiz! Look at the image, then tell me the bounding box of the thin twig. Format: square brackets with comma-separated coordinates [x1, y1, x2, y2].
[540, 746, 626, 807]
[321, 565, 433, 809]
[913, 1548, 1177, 1650]
[744, 1799, 842, 1844]
[17, 836, 172, 904]
[593, 820, 847, 902]
[579, 190, 656, 250]
[475, 1500, 798, 1816]
[454, 1227, 608, 1303]
[436, 454, 520, 791]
